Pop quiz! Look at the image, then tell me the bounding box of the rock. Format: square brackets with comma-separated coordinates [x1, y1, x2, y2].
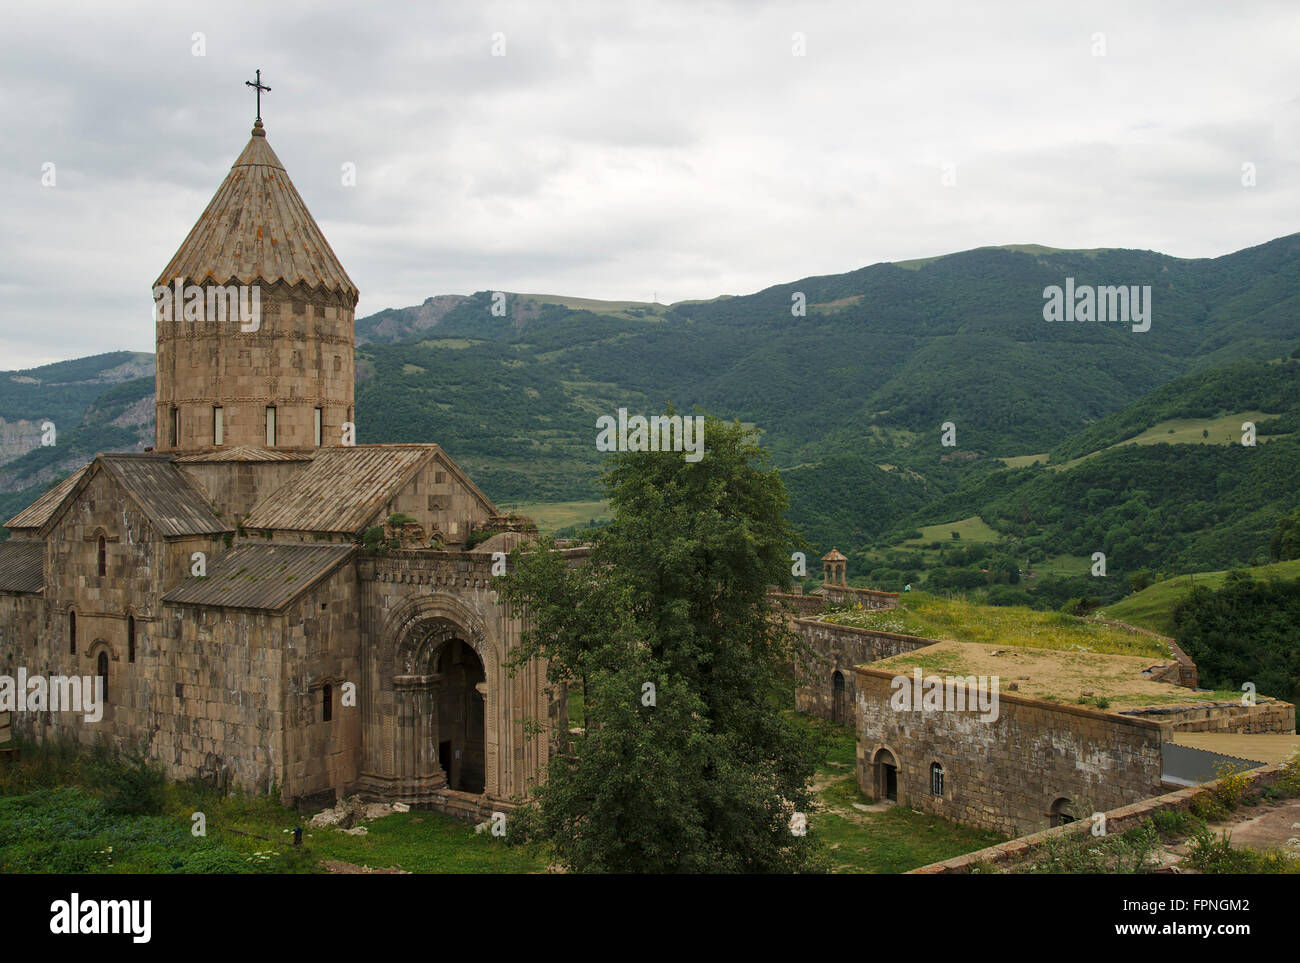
[393, 802, 410, 813]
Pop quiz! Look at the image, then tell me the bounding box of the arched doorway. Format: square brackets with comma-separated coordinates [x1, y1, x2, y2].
[872, 747, 899, 802]
[435, 638, 486, 793]
[1049, 797, 1075, 827]
[831, 671, 846, 724]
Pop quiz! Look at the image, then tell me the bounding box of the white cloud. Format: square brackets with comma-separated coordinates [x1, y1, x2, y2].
[1, 0, 1297, 367]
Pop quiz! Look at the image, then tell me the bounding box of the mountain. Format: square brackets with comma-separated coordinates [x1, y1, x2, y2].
[3, 234, 1298, 566]
[0, 352, 155, 527]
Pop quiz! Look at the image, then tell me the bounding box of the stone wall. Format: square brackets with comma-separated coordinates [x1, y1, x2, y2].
[280, 561, 363, 805]
[794, 620, 937, 725]
[180, 460, 308, 523]
[154, 282, 356, 452]
[909, 760, 1293, 874]
[1124, 700, 1296, 736]
[854, 666, 1166, 838]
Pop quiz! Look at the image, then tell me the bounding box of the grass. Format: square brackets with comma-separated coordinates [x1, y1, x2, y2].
[901, 516, 1000, 545]
[1049, 410, 1284, 471]
[497, 500, 609, 534]
[822, 591, 1172, 659]
[2, 720, 1004, 874]
[0, 736, 545, 874]
[1102, 558, 1300, 636]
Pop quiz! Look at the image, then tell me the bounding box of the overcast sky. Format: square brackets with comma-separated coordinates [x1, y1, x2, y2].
[2, 0, 1297, 369]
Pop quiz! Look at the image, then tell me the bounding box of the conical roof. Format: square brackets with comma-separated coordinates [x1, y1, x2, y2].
[155, 123, 357, 298]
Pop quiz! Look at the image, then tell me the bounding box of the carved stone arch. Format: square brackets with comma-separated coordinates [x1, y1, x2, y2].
[382, 592, 501, 798]
[86, 638, 119, 663]
[384, 592, 497, 675]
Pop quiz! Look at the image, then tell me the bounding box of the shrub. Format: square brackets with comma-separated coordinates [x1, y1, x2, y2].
[1210, 761, 1252, 810]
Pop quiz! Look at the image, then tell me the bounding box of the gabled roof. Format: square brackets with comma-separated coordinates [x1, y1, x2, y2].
[0, 540, 44, 594]
[154, 125, 357, 298]
[175, 445, 315, 464]
[162, 542, 355, 612]
[96, 454, 232, 539]
[4, 464, 90, 531]
[241, 445, 495, 535]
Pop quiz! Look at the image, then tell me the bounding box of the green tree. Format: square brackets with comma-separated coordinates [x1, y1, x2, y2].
[1269, 506, 1300, 561]
[498, 413, 825, 873]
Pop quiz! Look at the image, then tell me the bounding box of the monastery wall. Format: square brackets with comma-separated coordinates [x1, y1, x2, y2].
[854, 666, 1165, 838]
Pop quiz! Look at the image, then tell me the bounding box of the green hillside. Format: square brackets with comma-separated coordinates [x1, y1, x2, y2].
[1102, 558, 1300, 636]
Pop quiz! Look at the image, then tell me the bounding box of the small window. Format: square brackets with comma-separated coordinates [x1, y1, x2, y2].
[266, 406, 277, 447]
[97, 652, 109, 703]
[314, 407, 323, 447]
[930, 762, 944, 796]
[69, 610, 77, 655]
[127, 615, 136, 663]
[213, 406, 224, 446]
[97, 535, 107, 577]
[170, 407, 179, 447]
[322, 684, 333, 723]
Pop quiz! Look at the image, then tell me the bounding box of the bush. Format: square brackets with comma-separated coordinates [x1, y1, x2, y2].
[87, 741, 165, 816]
[1210, 761, 1252, 811]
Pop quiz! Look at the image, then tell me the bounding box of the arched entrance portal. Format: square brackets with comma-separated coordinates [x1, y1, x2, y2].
[383, 598, 500, 803]
[872, 747, 899, 802]
[436, 638, 486, 793]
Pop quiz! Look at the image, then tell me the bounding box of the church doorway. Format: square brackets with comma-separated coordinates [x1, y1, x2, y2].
[872, 747, 899, 802]
[436, 638, 486, 793]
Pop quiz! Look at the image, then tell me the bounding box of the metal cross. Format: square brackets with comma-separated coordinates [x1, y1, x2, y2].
[245, 69, 271, 122]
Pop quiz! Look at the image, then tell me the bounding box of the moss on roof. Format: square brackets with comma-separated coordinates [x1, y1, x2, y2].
[822, 592, 1172, 660]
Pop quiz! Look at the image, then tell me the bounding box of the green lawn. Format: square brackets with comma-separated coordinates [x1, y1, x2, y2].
[902, 515, 1000, 545]
[1102, 558, 1300, 636]
[0, 783, 544, 875]
[497, 500, 609, 533]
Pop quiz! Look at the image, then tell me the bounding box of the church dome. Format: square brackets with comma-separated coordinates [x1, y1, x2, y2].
[155, 122, 357, 299]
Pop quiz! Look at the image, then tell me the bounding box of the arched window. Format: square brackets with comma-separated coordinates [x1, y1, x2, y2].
[127, 615, 136, 663]
[69, 610, 77, 655]
[322, 684, 333, 723]
[97, 651, 109, 703]
[930, 762, 944, 796]
[97, 535, 107, 576]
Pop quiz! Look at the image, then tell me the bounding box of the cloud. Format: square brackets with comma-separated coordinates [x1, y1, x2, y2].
[1, 0, 1297, 367]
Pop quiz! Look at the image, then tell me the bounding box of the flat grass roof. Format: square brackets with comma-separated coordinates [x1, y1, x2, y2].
[869, 640, 1239, 712]
[822, 592, 1172, 661]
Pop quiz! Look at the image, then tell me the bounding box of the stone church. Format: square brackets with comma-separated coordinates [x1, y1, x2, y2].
[0, 115, 569, 817]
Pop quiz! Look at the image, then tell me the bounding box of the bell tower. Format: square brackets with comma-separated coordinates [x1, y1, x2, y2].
[153, 80, 358, 452]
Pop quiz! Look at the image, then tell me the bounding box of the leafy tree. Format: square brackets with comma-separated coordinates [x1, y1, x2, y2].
[1173, 576, 1300, 702]
[1269, 506, 1300, 561]
[498, 413, 825, 873]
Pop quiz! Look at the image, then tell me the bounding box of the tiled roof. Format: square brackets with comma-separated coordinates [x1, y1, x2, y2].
[162, 542, 355, 611]
[175, 445, 315, 463]
[242, 445, 439, 534]
[0, 540, 44, 594]
[154, 126, 357, 298]
[4, 464, 90, 530]
[99, 454, 232, 539]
